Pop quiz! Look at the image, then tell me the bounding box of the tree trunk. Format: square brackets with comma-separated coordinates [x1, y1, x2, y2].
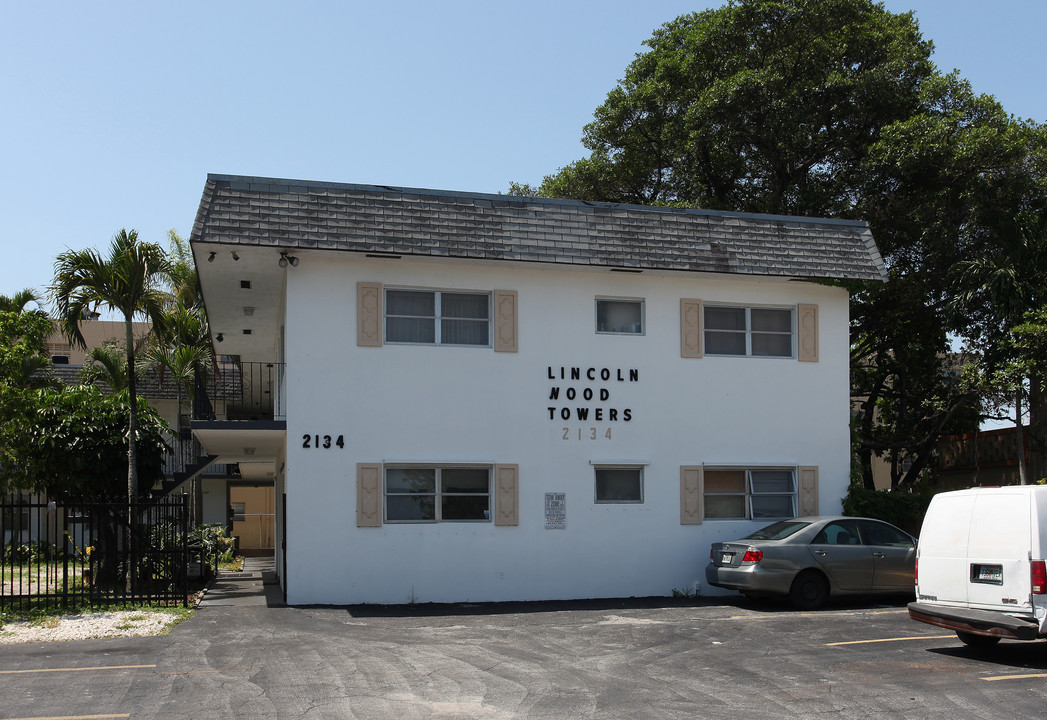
[1016, 387, 1027, 486]
[125, 315, 138, 595]
[1028, 374, 1045, 483]
[125, 316, 138, 500]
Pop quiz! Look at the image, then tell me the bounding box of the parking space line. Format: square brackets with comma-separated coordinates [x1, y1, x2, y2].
[825, 635, 953, 646]
[4, 715, 130, 720]
[982, 672, 1047, 682]
[730, 609, 909, 620]
[0, 665, 155, 675]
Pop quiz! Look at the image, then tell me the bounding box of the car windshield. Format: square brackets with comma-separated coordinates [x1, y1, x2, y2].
[745, 521, 810, 541]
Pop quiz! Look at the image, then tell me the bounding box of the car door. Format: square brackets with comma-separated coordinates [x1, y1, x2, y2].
[858, 519, 917, 592]
[808, 519, 873, 591]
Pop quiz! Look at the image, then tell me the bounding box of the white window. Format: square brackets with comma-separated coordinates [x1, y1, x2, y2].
[704, 306, 793, 357]
[594, 466, 644, 503]
[596, 298, 644, 335]
[385, 289, 490, 346]
[703, 468, 796, 519]
[384, 466, 491, 522]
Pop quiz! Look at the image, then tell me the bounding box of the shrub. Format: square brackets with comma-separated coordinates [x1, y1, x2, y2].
[842, 482, 936, 537]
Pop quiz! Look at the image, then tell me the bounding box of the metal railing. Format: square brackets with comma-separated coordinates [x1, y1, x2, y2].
[194, 362, 286, 422]
[1, 494, 190, 613]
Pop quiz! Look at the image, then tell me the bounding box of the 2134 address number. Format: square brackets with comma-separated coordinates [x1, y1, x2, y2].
[303, 434, 345, 449]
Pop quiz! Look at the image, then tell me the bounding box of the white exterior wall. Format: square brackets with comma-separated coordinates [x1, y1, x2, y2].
[282, 255, 851, 605]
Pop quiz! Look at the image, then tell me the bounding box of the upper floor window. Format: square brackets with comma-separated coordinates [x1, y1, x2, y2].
[385, 289, 490, 346]
[596, 298, 644, 335]
[704, 306, 793, 357]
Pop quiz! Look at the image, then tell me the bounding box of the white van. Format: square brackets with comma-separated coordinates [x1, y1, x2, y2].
[909, 485, 1047, 647]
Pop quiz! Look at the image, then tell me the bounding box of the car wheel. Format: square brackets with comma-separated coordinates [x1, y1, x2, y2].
[789, 570, 829, 610]
[956, 631, 1001, 648]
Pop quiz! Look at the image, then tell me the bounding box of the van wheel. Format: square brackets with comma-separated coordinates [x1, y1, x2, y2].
[956, 631, 1001, 648]
[789, 571, 829, 610]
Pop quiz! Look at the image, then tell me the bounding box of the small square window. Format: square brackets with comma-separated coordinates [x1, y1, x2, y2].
[595, 466, 644, 503]
[596, 299, 644, 335]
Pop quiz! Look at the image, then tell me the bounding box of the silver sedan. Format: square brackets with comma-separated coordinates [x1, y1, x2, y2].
[705, 516, 917, 609]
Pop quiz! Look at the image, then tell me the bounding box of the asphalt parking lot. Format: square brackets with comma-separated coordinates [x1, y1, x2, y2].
[3, 576, 1047, 719]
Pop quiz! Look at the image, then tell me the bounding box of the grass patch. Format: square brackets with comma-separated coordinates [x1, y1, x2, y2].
[218, 555, 244, 572]
[28, 615, 61, 629]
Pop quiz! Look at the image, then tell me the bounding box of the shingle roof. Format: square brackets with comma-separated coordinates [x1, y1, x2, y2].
[191, 174, 887, 282]
[51, 364, 184, 401]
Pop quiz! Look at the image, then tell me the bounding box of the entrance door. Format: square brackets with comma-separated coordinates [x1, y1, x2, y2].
[230, 484, 276, 550]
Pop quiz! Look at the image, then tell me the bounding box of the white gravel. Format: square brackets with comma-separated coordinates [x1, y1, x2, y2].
[0, 610, 186, 644]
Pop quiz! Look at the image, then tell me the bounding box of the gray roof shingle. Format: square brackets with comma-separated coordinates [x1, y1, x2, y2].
[191, 174, 887, 282]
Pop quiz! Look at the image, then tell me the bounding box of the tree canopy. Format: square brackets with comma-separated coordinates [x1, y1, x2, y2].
[0, 306, 169, 497]
[526, 0, 1047, 487]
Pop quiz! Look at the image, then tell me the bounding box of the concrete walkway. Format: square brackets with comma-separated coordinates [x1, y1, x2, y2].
[199, 552, 283, 608]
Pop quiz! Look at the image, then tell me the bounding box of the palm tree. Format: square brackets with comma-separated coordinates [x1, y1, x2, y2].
[79, 340, 134, 392]
[0, 289, 45, 314]
[51, 229, 172, 500]
[0, 288, 57, 390]
[145, 302, 212, 397]
[166, 229, 202, 310]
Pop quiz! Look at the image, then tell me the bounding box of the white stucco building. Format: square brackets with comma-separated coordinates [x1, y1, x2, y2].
[188, 174, 886, 605]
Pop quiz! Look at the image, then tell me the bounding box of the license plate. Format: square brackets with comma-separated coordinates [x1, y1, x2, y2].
[720, 553, 734, 564]
[978, 567, 1002, 582]
[971, 564, 1003, 584]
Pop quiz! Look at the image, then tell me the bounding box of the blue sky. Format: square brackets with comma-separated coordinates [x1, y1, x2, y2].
[2, 1, 1044, 305]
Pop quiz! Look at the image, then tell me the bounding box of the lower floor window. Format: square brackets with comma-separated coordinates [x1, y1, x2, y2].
[595, 466, 644, 503]
[704, 468, 796, 519]
[385, 466, 491, 523]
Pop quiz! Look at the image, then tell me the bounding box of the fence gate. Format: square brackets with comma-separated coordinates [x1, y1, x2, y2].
[1, 494, 190, 614]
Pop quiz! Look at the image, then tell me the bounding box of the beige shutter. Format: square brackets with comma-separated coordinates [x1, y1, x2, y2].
[357, 463, 382, 527]
[493, 290, 518, 353]
[680, 299, 703, 358]
[797, 304, 818, 362]
[493, 464, 519, 526]
[357, 282, 382, 347]
[680, 466, 704, 524]
[798, 466, 819, 516]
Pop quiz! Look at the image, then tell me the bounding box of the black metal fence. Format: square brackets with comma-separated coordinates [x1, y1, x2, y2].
[1, 494, 190, 614]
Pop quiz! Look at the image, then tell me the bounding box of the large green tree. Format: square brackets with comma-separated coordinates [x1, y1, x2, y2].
[51, 229, 173, 501]
[528, 0, 1047, 487]
[1, 385, 168, 497]
[0, 305, 168, 496]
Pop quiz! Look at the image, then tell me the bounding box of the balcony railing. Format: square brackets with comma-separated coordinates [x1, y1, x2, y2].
[194, 361, 286, 422]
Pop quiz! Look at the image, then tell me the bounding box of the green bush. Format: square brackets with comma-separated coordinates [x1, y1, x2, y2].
[842, 482, 936, 537]
[2, 540, 62, 564]
[188, 524, 235, 556]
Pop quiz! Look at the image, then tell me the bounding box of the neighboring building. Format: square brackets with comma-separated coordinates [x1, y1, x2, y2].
[46, 318, 152, 366]
[188, 174, 886, 605]
[935, 426, 1028, 489]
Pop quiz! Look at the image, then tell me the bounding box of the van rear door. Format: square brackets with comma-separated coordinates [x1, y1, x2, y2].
[966, 490, 1032, 612]
[916, 492, 975, 606]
